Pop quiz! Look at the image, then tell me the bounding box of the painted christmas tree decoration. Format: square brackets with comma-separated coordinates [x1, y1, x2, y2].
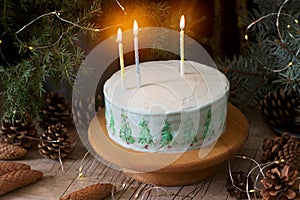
[202, 109, 212, 140]
[160, 119, 173, 147]
[138, 118, 154, 148]
[119, 111, 135, 144]
[109, 110, 116, 135]
[182, 116, 198, 146]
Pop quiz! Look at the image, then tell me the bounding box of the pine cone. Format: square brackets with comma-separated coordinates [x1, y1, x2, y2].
[38, 123, 71, 160]
[72, 95, 102, 129]
[261, 132, 300, 170]
[0, 169, 43, 195]
[226, 171, 254, 199]
[0, 162, 30, 176]
[0, 143, 27, 160]
[0, 113, 37, 149]
[39, 92, 71, 130]
[260, 88, 300, 127]
[260, 165, 299, 200]
[60, 183, 114, 200]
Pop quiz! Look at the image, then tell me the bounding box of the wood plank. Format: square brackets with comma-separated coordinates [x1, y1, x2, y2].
[0, 110, 274, 199]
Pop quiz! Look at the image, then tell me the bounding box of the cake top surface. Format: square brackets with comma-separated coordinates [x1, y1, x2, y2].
[104, 60, 229, 114]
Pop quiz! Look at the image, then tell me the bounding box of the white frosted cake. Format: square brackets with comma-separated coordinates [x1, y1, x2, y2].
[103, 60, 229, 152]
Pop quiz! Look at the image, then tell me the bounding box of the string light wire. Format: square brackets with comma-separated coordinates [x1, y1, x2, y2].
[244, 0, 300, 74]
[228, 155, 300, 200]
[140, 185, 172, 200]
[77, 151, 90, 180]
[15, 10, 121, 50]
[115, 0, 127, 15]
[276, 0, 290, 42]
[228, 155, 263, 198]
[14, 0, 127, 50]
[58, 145, 64, 171]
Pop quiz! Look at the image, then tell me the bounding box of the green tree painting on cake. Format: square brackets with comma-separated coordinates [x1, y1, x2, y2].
[119, 111, 135, 144]
[138, 118, 154, 149]
[109, 110, 116, 135]
[183, 116, 198, 146]
[160, 119, 173, 147]
[202, 109, 215, 141]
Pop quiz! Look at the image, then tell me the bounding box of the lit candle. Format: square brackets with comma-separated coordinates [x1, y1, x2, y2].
[117, 28, 125, 90]
[133, 20, 141, 86]
[180, 15, 185, 76]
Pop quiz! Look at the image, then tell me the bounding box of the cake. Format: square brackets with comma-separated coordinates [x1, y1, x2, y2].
[103, 60, 229, 152]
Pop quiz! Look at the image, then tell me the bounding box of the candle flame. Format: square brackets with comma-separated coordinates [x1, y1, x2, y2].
[180, 15, 185, 29]
[117, 28, 122, 42]
[133, 20, 138, 36]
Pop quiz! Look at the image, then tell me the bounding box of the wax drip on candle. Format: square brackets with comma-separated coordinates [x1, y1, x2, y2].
[180, 15, 185, 76]
[133, 20, 141, 86]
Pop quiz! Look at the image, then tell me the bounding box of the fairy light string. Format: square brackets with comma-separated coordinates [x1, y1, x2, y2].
[115, 0, 127, 15]
[245, 0, 291, 42]
[14, 0, 127, 51]
[228, 155, 300, 200]
[20, 134, 66, 171]
[276, 0, 290, 42]
[77, 151, 90, 180]
[15, 10, 121, 50]
[244, 0, 300, 74]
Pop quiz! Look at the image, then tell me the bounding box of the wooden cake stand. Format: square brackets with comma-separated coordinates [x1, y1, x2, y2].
[88, 103, 249, 186]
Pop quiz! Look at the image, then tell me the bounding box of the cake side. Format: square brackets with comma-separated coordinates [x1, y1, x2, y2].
[103, 60, 229, 152]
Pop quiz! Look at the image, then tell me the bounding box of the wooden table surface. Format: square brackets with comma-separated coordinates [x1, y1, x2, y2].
[0, 110, 275, 200]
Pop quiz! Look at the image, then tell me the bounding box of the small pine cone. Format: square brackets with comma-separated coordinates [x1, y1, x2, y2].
[260, 88, 300, 127]
[39, 92, 71, 130]
[226, 171, 254, 199]
[0, 162, 30, 176]
[0, 169, 43, 195]
[38, 123, 71, 160]
[0, 114, 37, 149]
[260, 165, 299, 200]
[0, 143, 27, 160]
[279, 137, 300, 170]
[261, 132, 300, 170]
[60, 183, 114, 200]
[72, 95, 102, 129]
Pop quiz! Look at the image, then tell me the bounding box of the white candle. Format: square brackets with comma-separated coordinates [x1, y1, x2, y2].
[117, 28, 125, 90]
[180, 15, 185, 76]
[133, 20, 141, 86]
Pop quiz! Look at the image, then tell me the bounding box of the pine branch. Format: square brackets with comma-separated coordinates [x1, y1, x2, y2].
[0, 0, 173, 121]
[222, 0, 300, 109]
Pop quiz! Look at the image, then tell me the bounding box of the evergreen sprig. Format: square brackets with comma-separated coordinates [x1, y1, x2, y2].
[220, 0, 300, 109]
[1, 60, 42, 121]
[219, 54, 271, 108]
[0, 0, 173, 122]
[0, 0, 104, 121]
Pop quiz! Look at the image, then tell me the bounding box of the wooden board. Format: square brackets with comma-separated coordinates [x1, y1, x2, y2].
[2, 106, 276, 199]
[88, 103, 249, 186]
